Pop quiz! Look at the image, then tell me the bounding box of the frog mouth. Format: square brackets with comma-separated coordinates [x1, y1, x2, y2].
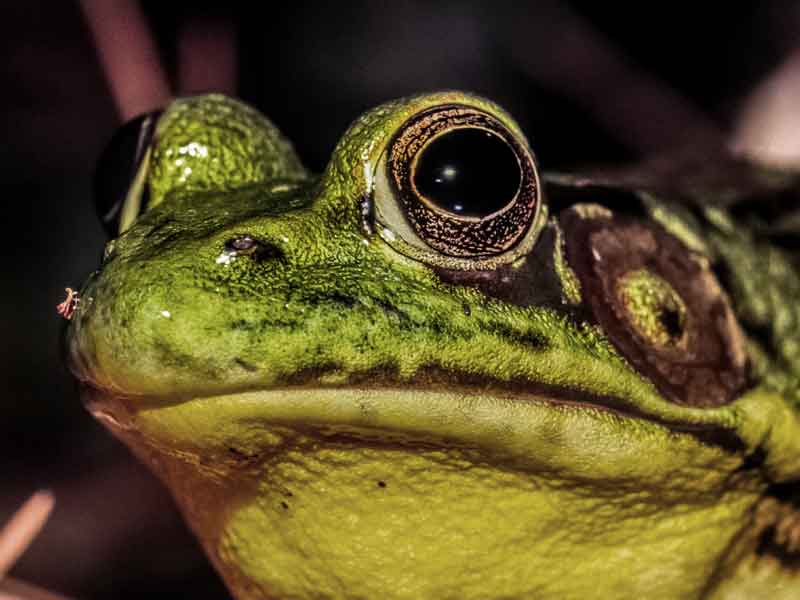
[81, 378, 755, 495]
[343, 380, 746, 452]
[80, 364, 746, 456]
[271, 364, 744, 439]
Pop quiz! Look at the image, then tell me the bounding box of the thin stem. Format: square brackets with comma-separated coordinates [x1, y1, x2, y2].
[79, 0, 172, 120]
[0, 491, 55, 577]
[0, 577, 73, 600]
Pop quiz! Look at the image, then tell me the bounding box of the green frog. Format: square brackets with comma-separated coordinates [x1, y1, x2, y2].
[64, 92, 800, 599]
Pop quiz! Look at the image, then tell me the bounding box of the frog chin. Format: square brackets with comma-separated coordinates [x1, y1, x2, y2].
[79, 384, 765, 600]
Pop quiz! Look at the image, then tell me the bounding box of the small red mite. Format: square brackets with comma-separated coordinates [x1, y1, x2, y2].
[56, 287, 80, 320]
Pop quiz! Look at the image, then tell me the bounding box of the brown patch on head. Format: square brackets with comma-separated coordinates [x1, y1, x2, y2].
[561, 205, 749, 407]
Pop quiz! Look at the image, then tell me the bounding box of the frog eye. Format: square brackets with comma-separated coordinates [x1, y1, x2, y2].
[562, 207, 749, 407]
[94, 111, 162, 237]
[378, 105, 541, 260]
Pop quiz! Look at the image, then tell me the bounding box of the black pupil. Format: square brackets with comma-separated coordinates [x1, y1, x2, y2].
[413, 128, 521, 218]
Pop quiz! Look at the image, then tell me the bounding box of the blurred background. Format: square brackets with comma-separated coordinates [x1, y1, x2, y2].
[2, 1, 799, 597]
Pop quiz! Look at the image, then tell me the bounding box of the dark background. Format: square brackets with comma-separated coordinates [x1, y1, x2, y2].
[1, 2, 798, 598]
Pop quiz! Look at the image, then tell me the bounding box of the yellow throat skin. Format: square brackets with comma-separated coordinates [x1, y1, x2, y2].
[84, 386, 779, 600]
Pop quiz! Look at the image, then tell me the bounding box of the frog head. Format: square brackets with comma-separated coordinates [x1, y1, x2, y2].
[66, 93, 800, 599]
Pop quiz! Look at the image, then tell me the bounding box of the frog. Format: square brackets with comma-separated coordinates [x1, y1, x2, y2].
[64, 91, 800, 599]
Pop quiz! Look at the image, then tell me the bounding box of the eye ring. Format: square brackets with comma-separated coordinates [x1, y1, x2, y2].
[386, 105, 541, 258]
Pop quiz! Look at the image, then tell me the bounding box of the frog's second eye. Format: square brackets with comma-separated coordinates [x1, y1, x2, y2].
[385, 105, 540, 258]
[94, 111, 161, 238]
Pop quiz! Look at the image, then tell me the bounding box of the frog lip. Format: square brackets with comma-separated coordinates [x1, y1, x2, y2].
[351, 381, 745, 450]
[79, 373, 745, 454]
[282, 366, 742, 436]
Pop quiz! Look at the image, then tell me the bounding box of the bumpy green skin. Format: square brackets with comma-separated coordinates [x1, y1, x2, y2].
[68, 93, 800, 599]
[148, 94, 307, 205]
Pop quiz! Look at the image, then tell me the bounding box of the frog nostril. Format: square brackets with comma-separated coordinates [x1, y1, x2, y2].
[225, 235, 258, 252]
[223, 235, 284, 261]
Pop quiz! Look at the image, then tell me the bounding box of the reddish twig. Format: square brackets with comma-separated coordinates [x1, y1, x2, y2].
[0, 576, 73, 600]
[78, 0, 172, 120]
[0, 491, 70, 599]
[732, 47, 800, 169]
[0, 491, 55, 577]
